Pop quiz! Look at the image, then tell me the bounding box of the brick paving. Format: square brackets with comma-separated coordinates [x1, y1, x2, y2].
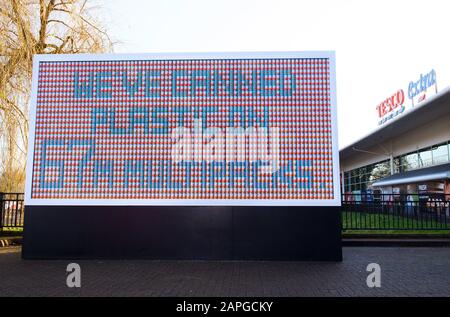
[0, 247, 449, 296]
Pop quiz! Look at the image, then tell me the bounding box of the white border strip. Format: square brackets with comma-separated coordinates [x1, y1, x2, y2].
[25, 51, 341, 206]
[373, 172, 450, 187]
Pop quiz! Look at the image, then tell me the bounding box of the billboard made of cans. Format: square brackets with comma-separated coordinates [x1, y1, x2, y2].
[25, 52, 340, 206]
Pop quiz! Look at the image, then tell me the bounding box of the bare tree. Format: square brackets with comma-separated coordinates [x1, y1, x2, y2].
[0, 0, 113, 192]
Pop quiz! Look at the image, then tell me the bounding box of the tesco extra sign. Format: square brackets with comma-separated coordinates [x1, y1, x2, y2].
[377, 69, 437, 126]
[408, 69, 436, 100]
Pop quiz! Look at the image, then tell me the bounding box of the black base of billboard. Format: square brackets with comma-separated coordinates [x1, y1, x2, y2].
[22, 206, 342, 261]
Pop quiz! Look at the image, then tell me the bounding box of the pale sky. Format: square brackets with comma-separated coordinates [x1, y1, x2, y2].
[97, 0, 450, 149]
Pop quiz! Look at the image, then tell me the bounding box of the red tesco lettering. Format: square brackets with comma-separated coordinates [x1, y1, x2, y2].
[376, 89, 405, 118]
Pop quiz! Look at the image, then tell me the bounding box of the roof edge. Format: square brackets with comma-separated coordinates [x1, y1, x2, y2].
[372, 172, 450, 187]
[340, 86, 450, 153]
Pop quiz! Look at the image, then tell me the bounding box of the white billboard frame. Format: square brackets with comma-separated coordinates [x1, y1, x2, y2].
[25, 51, 341, 206]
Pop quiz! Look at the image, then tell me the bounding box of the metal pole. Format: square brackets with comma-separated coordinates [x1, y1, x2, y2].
[0, 192, 4, 232]
[390, 155, 394, 175]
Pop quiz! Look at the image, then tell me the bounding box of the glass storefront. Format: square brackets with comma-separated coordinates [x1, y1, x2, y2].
[343, 160, 390, 192]
[343, 140, 450, 193]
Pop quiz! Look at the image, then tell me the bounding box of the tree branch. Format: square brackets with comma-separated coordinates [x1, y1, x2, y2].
[47, 18, 75, 30]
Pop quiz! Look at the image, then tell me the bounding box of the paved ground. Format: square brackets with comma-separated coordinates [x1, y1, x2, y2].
[0, 247, 449, 296]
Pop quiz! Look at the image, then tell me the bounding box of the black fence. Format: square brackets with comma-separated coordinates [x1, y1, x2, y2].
[342, 193, 450, 231]
[1, 193, 450, 233]
[0, 193, 25, 232]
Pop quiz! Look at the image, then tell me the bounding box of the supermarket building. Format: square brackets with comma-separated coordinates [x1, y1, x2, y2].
[339, 86, 450, 199]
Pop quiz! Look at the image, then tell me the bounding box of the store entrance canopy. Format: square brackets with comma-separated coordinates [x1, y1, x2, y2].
[372, 163, 450, 187]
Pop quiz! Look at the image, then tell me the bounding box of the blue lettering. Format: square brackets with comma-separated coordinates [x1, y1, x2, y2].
[172, 70, 188, 98]
[124, 160, 144, 188]
[91, 108, 108, 134]
[67, 139, 95, 189]
[145, 71, 161, 98]
[93, 160, 114, 188]
[152, 107, 168, 134]
[122, 71, 143, 98]
[260, 70, 276, 97]
[236, 70, 257, 97]
[74, 72, 94, 98]
[128, 107, 150, 134]
[213, 70, 234, 97]
[191, 70, 211, 97]
[109, 108, 127, 135]
[280, 70, 296, 96]
[39, 139, 65, 189]
[95, 72, 112, 99]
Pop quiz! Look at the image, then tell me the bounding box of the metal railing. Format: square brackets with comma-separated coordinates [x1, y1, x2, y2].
[1, 192, 450, 233]
[342, 193, 450, 231]
[0, 193, 25, 232]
